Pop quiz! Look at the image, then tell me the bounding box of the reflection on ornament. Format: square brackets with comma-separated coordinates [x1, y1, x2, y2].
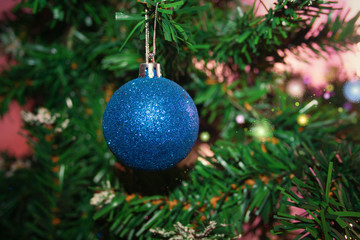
[249, 120, 273, 141]
[286, 80, 305, 98]
[297, 114, 309, 126]
[343, 79, 360, 103]
[200, 131, 210, 142]
[235, 114, 245, 124]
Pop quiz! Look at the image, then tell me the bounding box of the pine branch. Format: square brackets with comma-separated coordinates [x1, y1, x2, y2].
[272, 145, 360, 239]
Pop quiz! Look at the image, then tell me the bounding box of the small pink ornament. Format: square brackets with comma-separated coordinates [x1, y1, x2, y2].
[323, 91, 331, 100]
[286, 80, 306, 98]
[236, 114, 245, 124]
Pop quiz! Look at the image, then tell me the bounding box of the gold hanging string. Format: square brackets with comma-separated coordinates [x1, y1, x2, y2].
[140, 3, 161, 78]
[145, 7, 150, 64]
[151, 2, 159, 63]
[145, 3, 159, 63]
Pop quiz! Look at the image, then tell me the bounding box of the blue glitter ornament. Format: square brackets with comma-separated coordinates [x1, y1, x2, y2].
[102, 63, 199, 171]
[343, 79, 360, 103]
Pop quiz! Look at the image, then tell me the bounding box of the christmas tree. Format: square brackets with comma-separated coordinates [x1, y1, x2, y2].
[1, 0, 360, 239]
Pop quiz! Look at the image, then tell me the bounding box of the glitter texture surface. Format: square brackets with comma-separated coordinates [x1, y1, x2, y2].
[102, 72, 199, 171]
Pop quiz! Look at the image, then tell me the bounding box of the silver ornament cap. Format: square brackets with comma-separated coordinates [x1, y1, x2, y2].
[139, 63, 162, 78]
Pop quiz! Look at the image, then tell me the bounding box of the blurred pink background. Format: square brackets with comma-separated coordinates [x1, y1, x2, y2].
[253, 0, 360, 86]
[0, 0, 29, 157]
[0, 0, 360, 157]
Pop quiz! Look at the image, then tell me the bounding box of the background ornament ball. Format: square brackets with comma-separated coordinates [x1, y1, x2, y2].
[286, 80, 306, 98]
[343, 79, 360, 103]
[200, 131, 210, 142]
[235, 114, 245, 124]
[102, 73, 199, 171]
[323, 91, 331, 100]
[249, 119, 273, 141]
[343, 102, 353, 111]
[297, 114, 309, 126]
[326, 84, 334, 92]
